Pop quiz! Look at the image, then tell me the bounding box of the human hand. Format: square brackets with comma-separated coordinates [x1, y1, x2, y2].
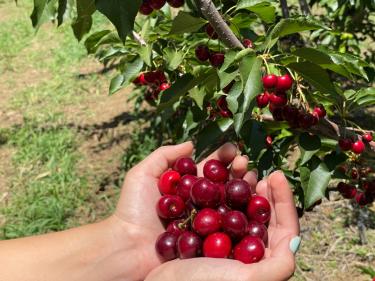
[144, 171, 300, 281]
[110, 142, 254, 280]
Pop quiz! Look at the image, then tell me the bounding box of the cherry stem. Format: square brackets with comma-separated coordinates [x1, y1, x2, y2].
[178, 209, 197, 229]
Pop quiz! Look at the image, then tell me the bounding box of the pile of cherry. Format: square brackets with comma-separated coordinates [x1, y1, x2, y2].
[139, 0, 184, 15]
[133, 70, 171, 102]
[155, 157, 270, 264]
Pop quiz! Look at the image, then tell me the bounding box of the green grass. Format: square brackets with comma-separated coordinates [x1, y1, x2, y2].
[1, 118, 89, 239]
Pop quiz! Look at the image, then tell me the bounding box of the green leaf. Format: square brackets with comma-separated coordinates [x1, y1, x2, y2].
[299, 133, 321, 166]
[95, 0, 142, 41]
[188, 87, 205, 110]
[234, 55, 262, 134]
[170, 11, 207, 34]
[300, 160, 331, 209]
[287, 61, 339, 100]
[236, 0, 276, 23]
[226, 81, 244, 114]
[324, 151, 347, 171]
[109, 56, 143, 95]
[195, 119, 234, 159]
[72, 0, 96, 41]
[164, 48, 184, 71]
[262, 17, 328, 50]
[31, 0, 57, 29]
[57, 0, 67, 26]
[84, 30, 112, 53]
[218, 69, 239, 90]
[138, 44, 153, 66]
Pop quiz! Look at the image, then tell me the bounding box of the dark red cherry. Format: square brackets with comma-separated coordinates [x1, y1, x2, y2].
[190, 178, 221, 208]
[176, 175, 198, 201]
[269, 92, 287, 106]
[173, 157, 197, 176]
[209, 52, 225, 68]
[351, 169, 359, 179]
[299, 112, 315, 129]
[195, 45, 210, 62]
[338, 138, 352, 151]
[158, 170, 181, 195]
[156, 195, 185, 219]
[167, 0, 184, 8]
[133, 73, 148, 85]
[216, 183, 226, 203]
[262, 74, 278, 89]
[233, 236, 265, 264]
[337, 182, 357, 199]
[247, 220, 268, 244]
[313, 105, 326, 118]
[177, 231, 202, 259]
[166, 219, 188, 236]
[206, 24, 218, 39]
[203, 159, 229, 183]
[256, 92, 270, 108]
[155, 232, 178, 261]
[352, 140, 365, 154]
[225, 179, 252, 210]
[271, 105, 284, 121]
[223, 81, 234, 93]
[222, 210, 248, 240]
[246, 195, 271, 224]
[243, 38, 253, 48]
[139, 0, 154, 15]
[203, 232, 232, 258]
[362, 133, 373, 143]
[276, 74, 293, 91]
[217, 204, 231, 217]
[192, 208, 222, 236]
[149, 0, 166, 10]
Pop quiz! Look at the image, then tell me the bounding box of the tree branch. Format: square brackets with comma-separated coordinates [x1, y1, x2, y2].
[298, 0, 311, 15]
[280, 0, 290, 18]
[132, 31, 146, 46]
[261, 114, 375, 155]
[194, 0, 244, 49]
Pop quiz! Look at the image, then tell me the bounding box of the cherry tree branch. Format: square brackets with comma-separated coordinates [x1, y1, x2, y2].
[280, 0, 290, 18]
[261, 114, 375, 155]
[194, 0, 244, 49]
[132, 31, 146, 46]
[298, 0, 311, 15]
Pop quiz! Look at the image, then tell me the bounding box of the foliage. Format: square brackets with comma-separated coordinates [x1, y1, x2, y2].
[26, 0, 375, 211]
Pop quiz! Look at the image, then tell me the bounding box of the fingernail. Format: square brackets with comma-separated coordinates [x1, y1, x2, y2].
[289, 236, 301, 255]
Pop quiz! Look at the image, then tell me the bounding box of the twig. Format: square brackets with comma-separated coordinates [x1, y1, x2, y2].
[280, 0, 290, 18]
[194, 0, 244, 49]
[132, 31, 146, 46]
[298, 0, 311, 15]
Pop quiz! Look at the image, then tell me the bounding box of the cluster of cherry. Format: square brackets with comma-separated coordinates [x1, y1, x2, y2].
[133, 71, 171, 102]
[139, 0, 184, 15]
[155, 157, 270, 264]
[338, 133, 373, 155]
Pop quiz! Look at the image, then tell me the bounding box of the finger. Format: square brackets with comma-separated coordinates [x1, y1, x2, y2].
[197, 143, 237, 176]
[268, 171, 300, 234]
[230, 155, 249, 179]
[243, 169, 258, 193]
[134, 141, 194, 178]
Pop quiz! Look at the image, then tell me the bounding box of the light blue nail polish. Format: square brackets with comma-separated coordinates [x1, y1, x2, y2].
[289, 236, 301, 254]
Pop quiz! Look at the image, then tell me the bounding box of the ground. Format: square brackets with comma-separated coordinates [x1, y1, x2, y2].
[0, 1, 374, 280]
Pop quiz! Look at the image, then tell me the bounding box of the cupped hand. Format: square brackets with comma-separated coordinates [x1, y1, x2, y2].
[112, 142, 254, 280]
[144, 172, 300, 281]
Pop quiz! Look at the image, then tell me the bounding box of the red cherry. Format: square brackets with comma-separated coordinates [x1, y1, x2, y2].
[167, 0, 184, 8]
[283, 105, 299, 127]
[247, 195, 271, 224]
[190, 178, 221, 208]
[338, 138, 352, 151]
[203, 159, 229, 183]
[133, 73, 147, 85]
[233, 236, 265, 264]
[225, 179, 252, 209]
[337, 182, 357, 199]
[166, 219, 187, 236]
[298, 112, 315, 129]
[192, 208, 222, 236]
[209, 52, 225, 68]
[362, 133, 373, 143]
[139, 0, 154, 15]
[256, 92, 270, 108]
[217, 204, 231, 217]
[176, 175, 198, 201]
[222, 210, 248, 240]
[149, 0, 166, 10]
[177, 231, 202, 259]
[159, 83, 171, 91]
[351, 169, 359, 179]
[269, 92, 287, 106]
[352, 140, 365, 154]
[195, 45, 210, 62]
[203, 232, 232, 258]
[156, 195, 185, 219]
[262, 74, 277, 89]
[243, 38, 253, 48]
[313, 105, 326, 118]
[155, 232, 178, 261]
[216, 183, 226, 203]
[158, 170, 181, 195]
[247, 220, 268, 244]
[173, 157, 197, 176]
[276, 74, 293, 91]
[355, 192, 372, 206]
[265, 135, 273, 147]
[205, 24, 218, 39]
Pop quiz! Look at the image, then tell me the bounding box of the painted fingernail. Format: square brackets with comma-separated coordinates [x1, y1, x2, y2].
[289, 236, 301, 255]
